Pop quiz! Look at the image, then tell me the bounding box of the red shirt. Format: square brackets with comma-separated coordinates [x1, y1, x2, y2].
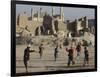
[68, 48, 74, 56]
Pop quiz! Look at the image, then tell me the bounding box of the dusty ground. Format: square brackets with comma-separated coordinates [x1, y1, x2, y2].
[16, 36, 95, 73]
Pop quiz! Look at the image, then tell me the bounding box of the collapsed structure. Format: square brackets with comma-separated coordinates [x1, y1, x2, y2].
[16, 7, 67, 37]
[16, 7, 94, 38]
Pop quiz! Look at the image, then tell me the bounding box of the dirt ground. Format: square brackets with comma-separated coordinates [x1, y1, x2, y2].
[16, 36, 95, 73]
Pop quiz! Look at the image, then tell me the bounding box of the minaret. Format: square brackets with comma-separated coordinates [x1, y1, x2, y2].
[52, 7, 54, 16]
[37, 11, 40, 21]
[31, 8, 34, 20]
[17, 14, 20, 26]
[60, 7, 64, 22]
[84, 16, 88, 28]
[40, 8, 42, 17]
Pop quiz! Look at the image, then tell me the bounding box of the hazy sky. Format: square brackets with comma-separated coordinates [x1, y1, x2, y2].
[16, 4, 95, 21]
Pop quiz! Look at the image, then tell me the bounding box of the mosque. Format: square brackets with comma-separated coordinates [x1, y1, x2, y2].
[16, 6, 90, 38]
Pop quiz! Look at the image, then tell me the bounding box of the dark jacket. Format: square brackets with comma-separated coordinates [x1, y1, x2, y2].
[24, 47, 34, 61]
[39, 46, 43, 53]
[76, 45, 81, 52]
[68, 49, 73, 57]
[84, 50, 89, 57]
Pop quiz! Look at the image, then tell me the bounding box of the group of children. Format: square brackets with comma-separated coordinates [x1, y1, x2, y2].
[23, 42, 89, 72]
[54, 43, 89, 66]
[66, 46, 89, 66]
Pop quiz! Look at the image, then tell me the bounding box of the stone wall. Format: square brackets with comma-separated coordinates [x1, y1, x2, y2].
[66, 16, 89, 37]
[16, 10, 67, 37]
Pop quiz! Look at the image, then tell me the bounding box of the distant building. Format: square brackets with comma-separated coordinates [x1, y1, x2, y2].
[17, 12, 28, 28]
[66, 16, 89, 37]
[88, 19, 95, 34]
[16, 7, 67, 36]
[16, 7, 92, 37]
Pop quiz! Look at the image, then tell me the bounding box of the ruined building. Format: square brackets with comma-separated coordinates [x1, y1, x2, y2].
[66, 16, 89, 37]
[16, 6, 90, 38]
[16, 7, 67, 37]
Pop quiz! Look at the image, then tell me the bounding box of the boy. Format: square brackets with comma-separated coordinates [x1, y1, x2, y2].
[83, 46, 89, 66]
